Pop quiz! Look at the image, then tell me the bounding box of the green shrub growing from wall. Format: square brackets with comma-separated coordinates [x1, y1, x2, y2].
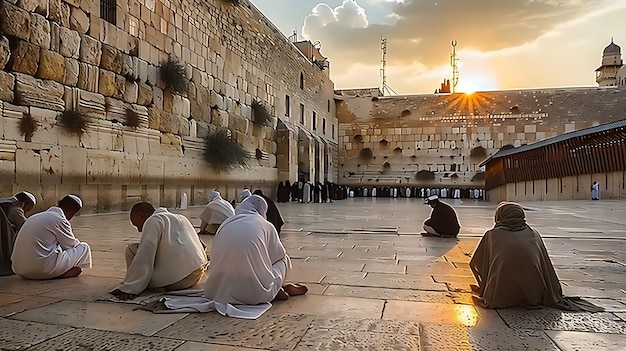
[204, 128, 250, 173]
[59, 110, 87, 136]
[160, 56, 189, 95]
[19, 113, 38, 141]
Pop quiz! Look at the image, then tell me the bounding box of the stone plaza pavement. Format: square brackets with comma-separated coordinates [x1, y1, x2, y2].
[1, 198, 626, 350]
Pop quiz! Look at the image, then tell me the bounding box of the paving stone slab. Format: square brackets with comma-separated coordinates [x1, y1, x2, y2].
[0, 318, 73, 350]
[546, 330, 626, 351]
[362, 262, 407, 274]
[157, 313, 314, 350]
[497, 308, 626, 334]
[11, 300, 187, 336]
[323, 285, 457, 304]
[174, 341, 261, 350]
[616, 312, 626, 322]
[0, 293, 25, 306]
[0, 296, 61, 317]
[26, 328, 183, 350]
[420, 324, 559, 351]
[361, 273, 447, 291]
[384, 301, 506, 328]
[38, 276, 121, 301]
[272, 294, 384, 318]
[311, 316, 420, 334]
[294, 328, 421, 351]
[583, 298, 626, 312]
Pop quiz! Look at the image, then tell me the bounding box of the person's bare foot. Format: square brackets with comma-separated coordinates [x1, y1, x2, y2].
[56, 267, 82, 279]
[283, 283, 308, 297]
[274, 288, 289, 301]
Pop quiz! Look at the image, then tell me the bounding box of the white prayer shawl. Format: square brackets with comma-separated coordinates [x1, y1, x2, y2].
[371, 187, 377, 197]
[454, 188, 461, 199]
[11, 207, 91, 279]
[204, 196, 287, 305]
[200, 196, 235, 225]
[117, 208, 207, 294]
[441, 188, 448, 198]
[405, 188, 411, 197]
[363, 188, 368, 197]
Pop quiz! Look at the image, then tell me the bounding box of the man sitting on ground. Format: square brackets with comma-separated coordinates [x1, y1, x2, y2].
[111, 202, 208, 300]
[198, 191, 235, 235]
[204, 195, 307, 304]
[12, 195, 91, 279]
[0, 191, 37, 232]
[422, 195, 460, 238]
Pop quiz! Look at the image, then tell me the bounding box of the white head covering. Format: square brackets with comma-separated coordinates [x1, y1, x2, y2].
[67, 194, 83, 208]
[427, 195, 439, 201]
[17, 191, 36, 205]
[239, 189, 252, 202]
[208, 190, 221, 202]
[235, 194, 268, 218]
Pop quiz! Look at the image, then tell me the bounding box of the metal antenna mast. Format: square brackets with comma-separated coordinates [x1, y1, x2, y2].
[380, 37, 397, 96]
[450, 40, 459, 93]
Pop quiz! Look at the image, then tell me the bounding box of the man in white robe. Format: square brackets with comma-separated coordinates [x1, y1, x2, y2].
[111, 202, 208, 300]
[204, 195, 307, 304]
[198, 191, 235, 235]
[0, 191, 37, 232]
[371, 187, 377, 197]
[302, 182, 311, 203]
[12, 195, 91, 279]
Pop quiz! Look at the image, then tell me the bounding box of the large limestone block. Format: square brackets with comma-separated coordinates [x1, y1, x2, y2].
[147, 105, 160, 130]
[0, 36, 10, 69]
[14, 73, 65, 111]
[0, 2, 30, 41]
[137, 82, 153, 105]
[120, 54, 137, 81]
[49, 21, 59, 52]
[77, 62, 99, 92]
[100, 44, 122, 73]
[152, 86, 163, 109]
[228, 113, 249, 134]
[196, 121, 209, 138]
[62, 146, 86, 178]
[29, 13, 50, 49]
[137, 58, 148, 82]
[37, 49, 66, 83]
[64, 58, 79, 86]
[49, 0, 70, 27]
[79, 34, 101, 65]
[59, 27, 80, 58]
[124, 81, 138, 104]
[79, 0, 97, 13]
[9, 40, 40, 75]
[98, 69, 125, 99]
[0, 71, 15, 102]
[15, 149, 41, 186]
[17, 0, 49, 16]
[158, 111, 177, 133]
[104, 96, 125, 122]
[74, 88, 105, 119]
[209, 90, 224, 110]
[69, 6, 89, 34]
[176, 115, 189, 136]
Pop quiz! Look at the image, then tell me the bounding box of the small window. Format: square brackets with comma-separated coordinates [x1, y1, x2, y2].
[312, 111, 317, 130]
[327, 100, 330, 112]
[332, 124, 335, 139]
[285, 95, 290, 117]
[100, 0, 117, 25]
[322, 118, 326, 135]
[300, 72, 304, 89]
[300, 103, 304, 124]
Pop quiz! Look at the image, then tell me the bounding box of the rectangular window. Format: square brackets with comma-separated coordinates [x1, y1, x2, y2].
[285, 95, 290, 117]
[332, 124, 335, 139]
[327, 100, 330, 112]
[312, 112, 317, 130]
[322, 118, 326, 135]
[300, 104, 304, 124]
[100, 0, 117, 25]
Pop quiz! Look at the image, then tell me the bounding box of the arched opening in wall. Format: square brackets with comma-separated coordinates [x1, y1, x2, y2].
[471, 171, 485, 182]
[401, 109, 411, 117]
[415, 170, 435, 181]
[379, 139, 389, 149]
[382, 161, 391, 173]
[300, 72, 304, 89]
[358, 148, 373, 163]
[510, 106, 520, 114]
[470, 146, 487, 159]
[353, 134, 363, 142]
[393, 147, 402, 155]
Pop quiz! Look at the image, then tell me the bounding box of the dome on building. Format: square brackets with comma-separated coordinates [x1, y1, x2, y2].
[603, 40, 621, 55]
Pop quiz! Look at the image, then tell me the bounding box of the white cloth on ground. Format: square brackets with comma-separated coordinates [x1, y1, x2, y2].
[199, 194, 235, 225]
[116, 207, 207, 295]
[11, 207, 91, 279]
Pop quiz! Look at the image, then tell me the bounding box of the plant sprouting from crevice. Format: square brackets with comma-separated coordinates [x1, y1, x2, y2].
[251, 100, 273, 127]
[125, 107, 141, 127]
[59, 109, 87, 136]
[160, 56, 189, 95]
[19, 113, 38, 141]
[204, 128, 250, 173]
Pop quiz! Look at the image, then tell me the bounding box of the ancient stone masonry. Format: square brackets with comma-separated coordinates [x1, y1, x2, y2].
[0, 0, 337, 213]
[336, 88, 626, 191]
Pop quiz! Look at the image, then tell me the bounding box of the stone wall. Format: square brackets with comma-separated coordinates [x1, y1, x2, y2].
[0, 0, 337, 213]
[336, 87, 626, 190]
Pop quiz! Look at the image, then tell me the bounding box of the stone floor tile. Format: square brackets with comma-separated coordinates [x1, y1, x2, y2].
[546, 330, 626, 351]
[0, 296, 61, 317]
[294, 328, 420, 351]
[272, 294, 384, 318]
[0, 318, 73, 350]
[0, 293, 25, 306]
[616, 312, 626, 322]
[38, 276, 121, 301]
[362, 262, 407, 274]
[432, 275, 477, 293]
[288, 283, 327, 295]
[323, 285, 457, 304]
[497, 308, 626, 334]
[26, 328, 184, 350]
[174, 341, 262, 350]
[310, 316, 420, 334]
[361, 273, 448, 291]
[285, 268, 327, 283]
[420, 324, 559, 351]
[157, 313, 314, 350]
[584, 298, 626, 312]
[11, 300, 187, 336]
[383, 301, 505, 328]
[321, 271, 368, 285]
[561, 285, 626, 299]
[295, 260, 366, 272]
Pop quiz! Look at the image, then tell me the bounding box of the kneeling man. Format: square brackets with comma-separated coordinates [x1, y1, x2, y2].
[12, 195, 91, 279]
[422, 195, 460, 238]
[111, 202, 208, 300]
[198, 191, 235, 235]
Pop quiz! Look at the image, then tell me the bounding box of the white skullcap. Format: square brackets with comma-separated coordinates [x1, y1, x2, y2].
[67, 194, 83, 208]
[208, 190, 221, 201]
[235, 194, 268, 218]
[239, 189, 252, 201]
[427, 195, 439, 201]
[18, 191, 37, 205]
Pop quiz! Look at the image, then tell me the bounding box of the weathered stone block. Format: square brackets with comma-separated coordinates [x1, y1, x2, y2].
[49, 21, 59, 52]
[120, 53, 137, 81]
[176, 115, 189, 136]
[37, 49, 65, 83]
[69, 6, 89, 34]
[100, 44, 122, 73]
[29, 13, 50, 49]
[210, 90, 224, 110]
[211, 109, 228, 128]
[79, 0, 97, 13]
[228, 113, 248, 134]
[146, 64, 158, 85]
[79, 34, 101, 65]
[59, 27, 80, 58]
[158, 111, 177, 133]
[9, 40, 40, 75]
[0, 36, 10, 69]
[77, 62, 99, 92]
[0, 71, 15, 102]
[137, 58, 148, 83]
[152, 86, 164, 109]
[49, 0, 70, 27]
[104, 96, 125, 122]
[137, 82, 153, 105]
[196, 121, 209, 138]
[0, 2, 30, 41]
[17, 0, 49, 16]
[14, 73, 65, 111]
[147, 105, 160, 129]
[98, 69, 125, 99]
[74, 88, 105, 119]
[124, 81, 138, 104]
[65, 58, 79, 86]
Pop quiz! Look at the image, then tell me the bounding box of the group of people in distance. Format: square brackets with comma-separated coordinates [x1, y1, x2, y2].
[0, 188, 599, 312]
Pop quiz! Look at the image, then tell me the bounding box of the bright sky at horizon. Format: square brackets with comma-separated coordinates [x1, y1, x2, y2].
[249, 0, 626, 95]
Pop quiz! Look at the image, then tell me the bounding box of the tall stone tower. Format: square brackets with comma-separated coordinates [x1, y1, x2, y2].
[596, 39, 623, 86]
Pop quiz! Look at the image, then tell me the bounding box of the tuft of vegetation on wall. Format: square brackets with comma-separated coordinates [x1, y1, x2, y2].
[353, 134, 363, 142]
[251, 100, 273, 127]
[160, 56, 189, 95]
[59, 109, 87, 136]
[125, 108, 141, 127]
[470, 146, 487, 159]
[401, 109, 411, 117]
[358, 147, 373, 162]
[415, 170, 435, 181]
[19, 113, 38, 141]
[204, 128, 250, 173]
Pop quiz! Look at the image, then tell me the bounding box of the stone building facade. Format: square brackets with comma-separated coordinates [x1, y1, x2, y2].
[0, 0, 337, 213]
[336, 87, 626, 195]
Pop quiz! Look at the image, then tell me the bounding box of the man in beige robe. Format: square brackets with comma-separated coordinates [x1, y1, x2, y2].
[198, 191, 235, 235]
